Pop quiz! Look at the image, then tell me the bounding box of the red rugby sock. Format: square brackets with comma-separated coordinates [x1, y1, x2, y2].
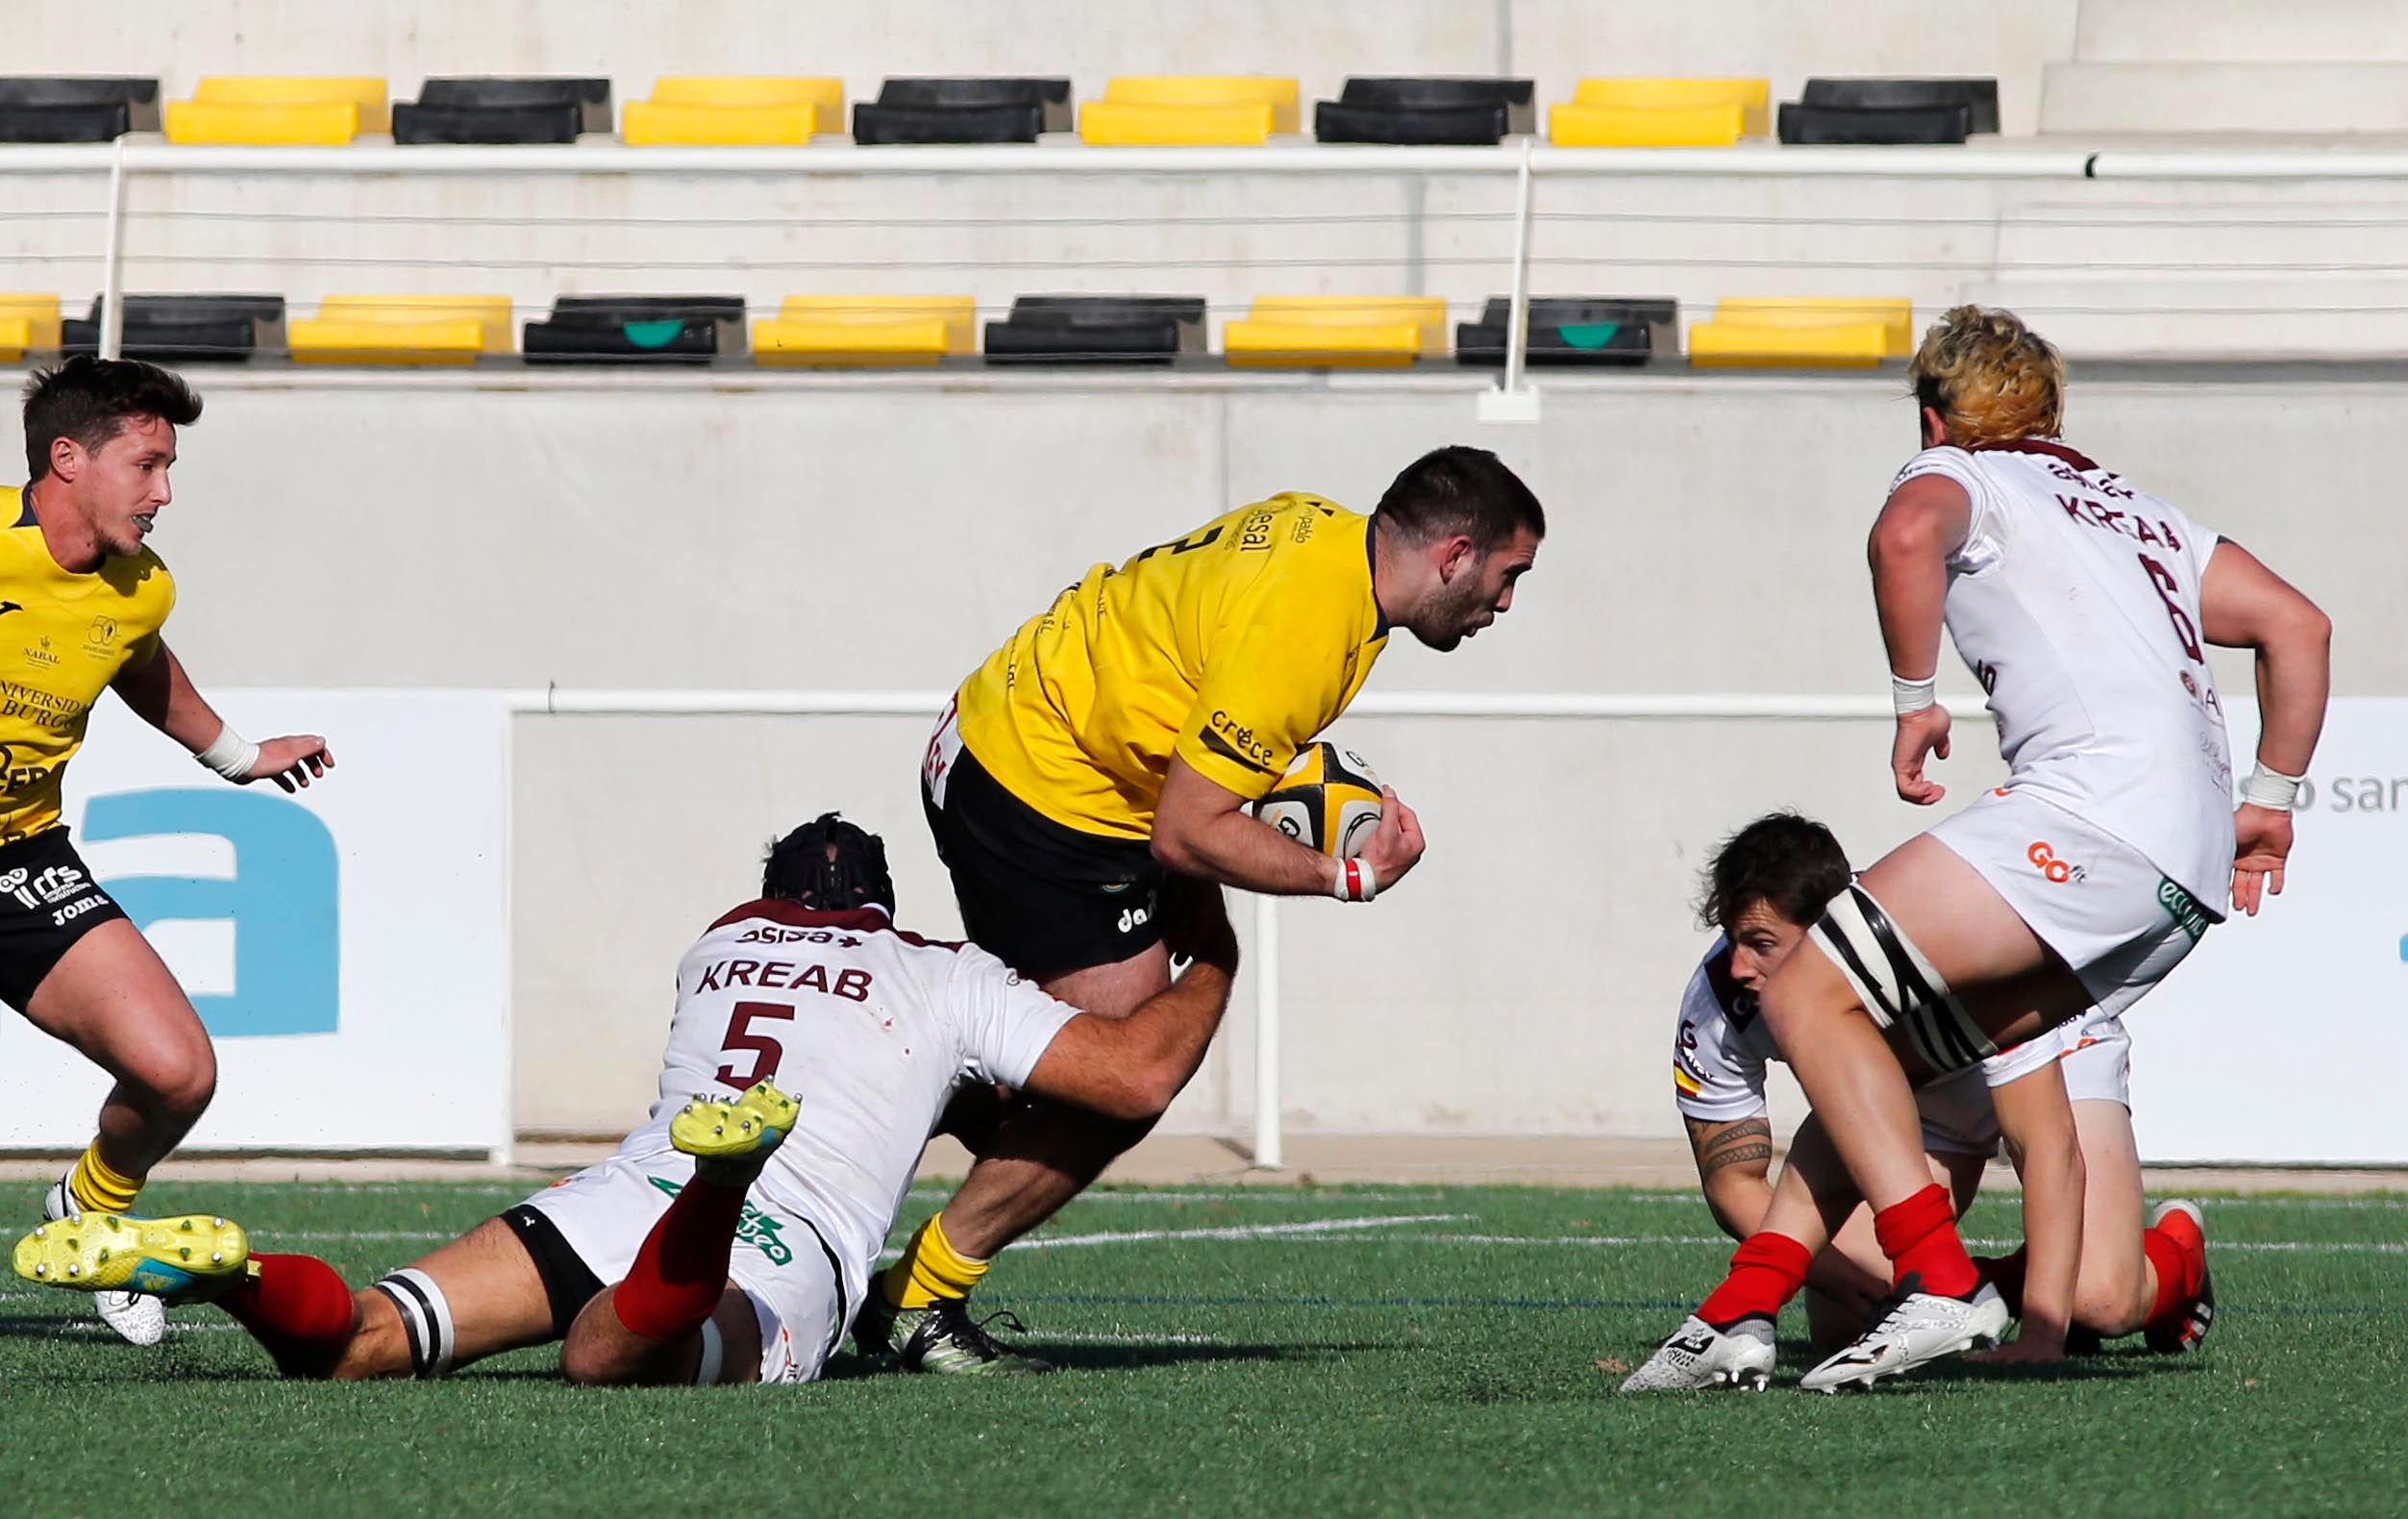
[2141, 1224, 2193, 1332]
[1697, 1232, 1813, 1327]
[612, 1177, 746, 1344]
[219, 1254, 360, 1371]
[1974, 1246, 2029, 1316]
[1873, 1184, 1978, 1297]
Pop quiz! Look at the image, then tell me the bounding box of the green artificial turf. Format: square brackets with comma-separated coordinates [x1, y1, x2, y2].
[2, 1180, 2401, 1517]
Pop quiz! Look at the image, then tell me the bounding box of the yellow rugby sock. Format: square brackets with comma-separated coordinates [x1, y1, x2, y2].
[66, 1144, 143, 1215]
[881, 1211, 988, 1309]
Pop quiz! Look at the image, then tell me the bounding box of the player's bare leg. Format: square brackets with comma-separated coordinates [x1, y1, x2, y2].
[316, 1217, 560, 1381]
[561, 1284, 762, 1387]
[1803, 1147, 1986, 1354]
[22, 921, 217, 1345]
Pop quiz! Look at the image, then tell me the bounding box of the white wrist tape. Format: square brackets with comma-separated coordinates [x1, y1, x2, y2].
[194, 723, 260, 782]
[2239, 761, 2305, 811]
[1891, 673, 1938, 716]
[1331, 857, 1378, 903]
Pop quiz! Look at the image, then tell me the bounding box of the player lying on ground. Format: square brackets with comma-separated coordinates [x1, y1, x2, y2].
[12, 813, 1238, 1385]
[889, 445, 1545, 1371]
[1698, 306, 2328, 1392]
[6, 357, 333, 1348]
[1621, 811, 2211, 1393]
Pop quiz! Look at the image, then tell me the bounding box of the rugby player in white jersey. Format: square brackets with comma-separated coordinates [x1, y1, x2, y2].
[12, 814, 1240, 1385]
[1622, 811, 2212, 1392]
[1643, 306, 2328, 1393]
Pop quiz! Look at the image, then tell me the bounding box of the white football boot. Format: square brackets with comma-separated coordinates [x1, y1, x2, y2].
[1619, 1314, 1776, 1393]
[1799, 1277, 2008, 1393]
[42, 1177, 167, 1347]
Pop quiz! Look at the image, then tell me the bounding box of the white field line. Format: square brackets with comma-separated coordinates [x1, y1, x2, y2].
[1408, 1233, 2408, 1256]
[1613, 1193, 2408, 1209]
[1014, 1213, 1467, 1251]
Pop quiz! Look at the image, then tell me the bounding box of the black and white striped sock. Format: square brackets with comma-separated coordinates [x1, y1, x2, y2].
[372, 1268, 457, 1379]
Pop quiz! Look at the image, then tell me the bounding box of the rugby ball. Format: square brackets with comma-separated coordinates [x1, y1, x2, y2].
[1251, 741, 1383, 859]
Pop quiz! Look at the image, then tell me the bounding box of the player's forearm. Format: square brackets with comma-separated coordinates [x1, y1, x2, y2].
[1154, 807, 1345, 897]
[2006, 1127, 2085, 1351]
[2249, 606, 2332, 778]
[112, 643, 223, 752]
[1869, 525, 1949, 681]
[1081, 959, 1237, 1119]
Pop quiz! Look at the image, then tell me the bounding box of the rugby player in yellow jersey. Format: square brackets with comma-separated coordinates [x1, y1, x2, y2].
[865, 444, 1545, 1373]
[6, 357, 332, 1346]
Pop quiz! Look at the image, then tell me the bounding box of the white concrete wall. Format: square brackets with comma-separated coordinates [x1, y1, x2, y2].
[10, 364, 2384, 1139]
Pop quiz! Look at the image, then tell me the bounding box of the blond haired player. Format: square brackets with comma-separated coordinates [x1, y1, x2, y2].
[1649, 307, 2327, 1392]
[881, 445, 1546, 1372]
[5, 357, 331, 1348]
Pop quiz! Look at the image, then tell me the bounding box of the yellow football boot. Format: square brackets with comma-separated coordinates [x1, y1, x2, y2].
[670, 1080, 799, 1185]
[13, 1212, 251, 1303]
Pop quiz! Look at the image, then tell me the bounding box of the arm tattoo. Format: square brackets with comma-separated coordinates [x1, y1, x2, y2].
[1694, 1115, 1775, 1178]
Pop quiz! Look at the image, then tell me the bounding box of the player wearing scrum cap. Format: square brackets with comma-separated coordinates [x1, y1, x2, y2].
[888, 446, 1545, 1371]
[13, 814, 1243, 1387]
[1652, 307, 2326, 1392]
[1621, 811, 2212, 1394]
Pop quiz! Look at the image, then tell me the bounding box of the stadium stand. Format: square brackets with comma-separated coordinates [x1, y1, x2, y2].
[62, 294, 285, 361]
[520, 294, 745, 363]
[1080, 76, 1298, 145]
[0, 295, 62, 361]
[753, 295, 978, 364]
[0, 76, 158, 141]
[1223, 295, 1449, 366]
[1686, 297, 1913, 367]
[1776, 79, 1998, 144]
[287, 295, 514, 364]
[621, 77, 842, 145]
[984, 295, 1205, 363]
[164, 77, 388, 146]
[852, 78, 1066, 144]
[1312, 78, 1532, 144]
[1549, 79, 1769, 147]
[394, 78, 610, 144]
[1455, 297, 1676, 366]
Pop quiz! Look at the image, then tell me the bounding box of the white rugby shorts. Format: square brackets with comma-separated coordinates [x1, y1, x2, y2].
[1926, 786, 2213, 1026]
[1916, 1015, 2134, 1157]
[518, 1153, 846, 1384]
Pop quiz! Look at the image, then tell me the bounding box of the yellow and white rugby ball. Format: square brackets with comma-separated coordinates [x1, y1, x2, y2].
[1251, 741, 1383, 859]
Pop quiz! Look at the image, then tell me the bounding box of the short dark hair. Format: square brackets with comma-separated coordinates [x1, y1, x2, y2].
[1695, 811, 1850, 933]
[763, 812, 896, 915]
[1371, 445, 1545, 552]
[22, 355, 202, 483]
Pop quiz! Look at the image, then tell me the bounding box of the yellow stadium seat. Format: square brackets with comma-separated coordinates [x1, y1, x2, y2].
[650, 77, 843, 113]
[192, 76, 391, 133]
[1224, 296, 1448, 367]
[624, 101, 820, 144]
[754, 296, 978, 365]
[0, 296, 62, 361]
[1103, 76, 1299, 132]
[287, 295, 515, 364]
[1688, 298, 1914, 368]
[165, 100, 360, 145]
[1080, 100, 1275, 145]
[1552, 78, 1770, 147]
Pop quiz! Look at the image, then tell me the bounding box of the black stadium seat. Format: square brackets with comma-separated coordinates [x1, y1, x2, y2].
[984, 295, 1205, 365]
[1801, 77, 1998, 135]
[0, 76, 159, 142]
[854, 78, 1069, 144]
[1776, 101, 1971, 145]
[394, 77, 609, 144]
[1316, 78, 1533, 144]
[521, 295, 746, 364]
[1455, 296, 1677, 366]
[62, 294, 285, 362]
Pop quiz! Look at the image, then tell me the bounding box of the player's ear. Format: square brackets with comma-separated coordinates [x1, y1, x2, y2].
[1920, 406, 1949, 448]
[48, 434, 81, 482]
[1437, 534, 1476, 582]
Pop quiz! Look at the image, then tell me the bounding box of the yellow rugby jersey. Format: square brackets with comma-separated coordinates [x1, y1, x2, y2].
[0, 486, 176, 841]
[956, 492, 1388, 840]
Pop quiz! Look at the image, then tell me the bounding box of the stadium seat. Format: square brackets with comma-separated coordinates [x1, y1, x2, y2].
[0, 295, 62, 361]
[62, 294, 285, 361]
[984, 295, 1205, 364]
[1550, 79, 1770, 147]
[1224, 296, 1448, 367]
[522, 295, 746, 363]
[1687, 298, 1913, 367]
[188, 76, 389, 130]
[1316, 78, 1532, 144]
[854, 79, 1068, 144]
[1802, 77, 1998, 135]
[1454, 296, 1677, 366]
[624, 77, 841, 145]
[287, 295, 514, 364]
[1080, 77, 1297, 145]
[1777, 80, 1996, 145]
[167, 77, 385, 146]
[754, 296, 978, 364]
[0, 77, 159, 141]
[395, 78, 609, 144]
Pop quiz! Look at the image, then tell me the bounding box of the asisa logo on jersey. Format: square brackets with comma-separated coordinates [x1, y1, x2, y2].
[80, 787, 340, 1037]
[2026, 840, 2086, 884]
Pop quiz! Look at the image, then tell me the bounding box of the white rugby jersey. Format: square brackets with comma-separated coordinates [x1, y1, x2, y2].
[606, 899, 1078, 1319]
[1670, 937, 2115, 1122]
[1891, 439, 2234, 908]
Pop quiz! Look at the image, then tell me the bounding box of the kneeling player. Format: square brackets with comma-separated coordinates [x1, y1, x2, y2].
[12, 813, 1239, 1385]
[1622, 811, 2211, 1392]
